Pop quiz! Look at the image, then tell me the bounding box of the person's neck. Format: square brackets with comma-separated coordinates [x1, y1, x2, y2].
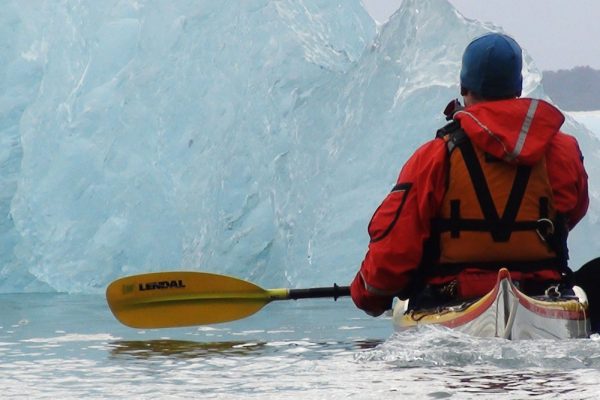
[463, 93, 481, 107]
[463, 93, 518, 107]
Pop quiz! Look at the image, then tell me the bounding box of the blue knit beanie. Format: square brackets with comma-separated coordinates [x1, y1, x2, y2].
[460, 33, 523, 99]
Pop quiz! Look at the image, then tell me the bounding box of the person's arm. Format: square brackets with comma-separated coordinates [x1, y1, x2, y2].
[351, 139, 448, 316]
[546, 132, 589, 229]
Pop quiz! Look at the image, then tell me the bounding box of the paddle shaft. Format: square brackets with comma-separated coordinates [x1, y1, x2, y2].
[287, 284, 350, 301]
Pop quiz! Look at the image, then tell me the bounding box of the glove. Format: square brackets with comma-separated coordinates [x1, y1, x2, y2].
[350, 272, 393, 317]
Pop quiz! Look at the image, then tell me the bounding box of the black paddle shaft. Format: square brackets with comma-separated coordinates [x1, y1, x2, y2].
[288, 284, 350, 301]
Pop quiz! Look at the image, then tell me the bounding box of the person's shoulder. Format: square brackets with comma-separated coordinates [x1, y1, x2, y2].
[402, 137, 448, 172]
[548, 130, 585, 163]
[555, 130, 578, 142]
[551, 130, 582, 152]
[412, 137, 448, 157]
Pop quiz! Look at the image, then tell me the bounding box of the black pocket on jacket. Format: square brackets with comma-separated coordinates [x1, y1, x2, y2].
[368, 183, 412, 242]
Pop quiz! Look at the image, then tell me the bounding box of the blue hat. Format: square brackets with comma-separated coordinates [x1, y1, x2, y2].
[460, 33, 523, 99]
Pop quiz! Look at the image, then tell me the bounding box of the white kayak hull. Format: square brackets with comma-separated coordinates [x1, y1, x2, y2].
[393, 268, 590, 339]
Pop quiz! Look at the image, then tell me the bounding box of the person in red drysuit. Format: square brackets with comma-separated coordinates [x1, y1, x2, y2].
[350, 33, 589, 316]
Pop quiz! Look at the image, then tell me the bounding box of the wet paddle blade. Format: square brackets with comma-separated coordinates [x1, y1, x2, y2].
[106, 271, 288, 329]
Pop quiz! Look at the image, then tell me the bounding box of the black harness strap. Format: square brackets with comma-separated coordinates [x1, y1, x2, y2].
[449, 200, 460, 238]
[435, 219, 543, 232]
[458, 138, 501, 223]
[439, 132, 534, 242]
[539, 197, 549, 218]
[498, 164, 532, 241]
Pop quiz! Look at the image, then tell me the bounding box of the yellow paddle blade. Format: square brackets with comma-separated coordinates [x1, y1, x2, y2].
[106, 271, 289, 329]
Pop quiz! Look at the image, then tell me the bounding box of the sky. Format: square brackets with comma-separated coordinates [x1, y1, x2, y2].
[362, 0, 600, 71]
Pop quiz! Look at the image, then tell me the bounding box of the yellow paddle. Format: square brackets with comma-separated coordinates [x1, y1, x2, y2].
[106, 271, 350, 329]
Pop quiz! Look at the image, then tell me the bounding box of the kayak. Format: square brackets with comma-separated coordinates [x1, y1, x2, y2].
[392, 268, 591, 339]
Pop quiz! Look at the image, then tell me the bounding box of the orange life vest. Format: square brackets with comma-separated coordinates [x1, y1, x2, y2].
[434, 128, 562, 268]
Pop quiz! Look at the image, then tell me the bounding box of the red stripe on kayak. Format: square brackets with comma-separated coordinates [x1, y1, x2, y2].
[511, 287, 587, 320]
[441, 292, 498, 328]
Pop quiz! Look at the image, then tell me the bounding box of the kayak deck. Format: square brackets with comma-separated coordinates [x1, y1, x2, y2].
[393, 268, 590, 339]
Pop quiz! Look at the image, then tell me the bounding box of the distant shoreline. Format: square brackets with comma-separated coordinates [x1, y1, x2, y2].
[543, 67, 600, 112]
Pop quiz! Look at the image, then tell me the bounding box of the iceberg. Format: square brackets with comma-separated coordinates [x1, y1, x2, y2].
[1, 0, 598, 293]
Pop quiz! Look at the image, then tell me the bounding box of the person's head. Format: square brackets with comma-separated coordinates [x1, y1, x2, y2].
[460, 33, 523, 105]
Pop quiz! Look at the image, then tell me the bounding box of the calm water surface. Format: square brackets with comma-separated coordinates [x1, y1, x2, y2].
[1, 293, 599, 399]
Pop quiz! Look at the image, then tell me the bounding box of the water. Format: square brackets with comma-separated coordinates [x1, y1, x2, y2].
[2, 294, 600, 399]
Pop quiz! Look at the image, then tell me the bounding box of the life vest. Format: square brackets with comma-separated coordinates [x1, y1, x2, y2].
[432, 122, 566, 271]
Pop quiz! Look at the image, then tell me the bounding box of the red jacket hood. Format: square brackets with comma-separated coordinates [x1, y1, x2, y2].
[454, 98, 565, 165]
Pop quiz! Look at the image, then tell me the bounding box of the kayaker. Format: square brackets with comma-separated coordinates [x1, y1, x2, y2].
[350, 32, 589, 317]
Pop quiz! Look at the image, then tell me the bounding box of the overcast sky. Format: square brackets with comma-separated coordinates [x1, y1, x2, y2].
[362, 0, 600, 71]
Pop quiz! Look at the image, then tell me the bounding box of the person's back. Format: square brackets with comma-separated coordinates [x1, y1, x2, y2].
[350, 33, 589, 316]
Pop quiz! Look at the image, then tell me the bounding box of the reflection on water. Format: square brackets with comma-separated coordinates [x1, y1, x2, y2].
[444, 368, 579, 397]
[109, 340, 268, 359]
[390, 367, 596, 399]
[108, 338, 384, 360]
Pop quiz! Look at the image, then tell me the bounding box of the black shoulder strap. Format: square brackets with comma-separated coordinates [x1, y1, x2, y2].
[435, 120, 461, 139]
[436, 120, 470, 155]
